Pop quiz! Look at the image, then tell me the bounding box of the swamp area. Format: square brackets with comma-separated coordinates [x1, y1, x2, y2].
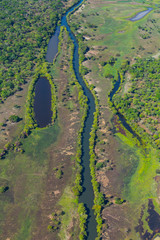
[0, 0, 160, 239]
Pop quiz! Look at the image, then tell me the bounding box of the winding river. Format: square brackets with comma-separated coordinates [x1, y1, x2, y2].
[34, 1, 155, 238]
[46, 0, 97, 239]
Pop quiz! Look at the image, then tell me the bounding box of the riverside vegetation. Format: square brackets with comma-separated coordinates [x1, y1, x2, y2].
[46, 26, 89, 239]
[54, 22, 103, 239]
[78, 38, 104, 239]
[59, 27, 89, 239]
[69, 3, 104, 238]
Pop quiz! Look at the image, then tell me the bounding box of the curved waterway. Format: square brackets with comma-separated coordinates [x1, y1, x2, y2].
[46, 0, 97, 239]
[110, 74, 142, 143]
[130, 7, 152, 21]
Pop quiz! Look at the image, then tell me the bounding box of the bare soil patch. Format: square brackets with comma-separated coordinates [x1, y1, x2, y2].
[0, 82, 29, 149]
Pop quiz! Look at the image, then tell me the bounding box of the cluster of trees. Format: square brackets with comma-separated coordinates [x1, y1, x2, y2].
[138, 24, 152, 39]
[0, 0, 74, 101]
[0, 139, 24, 159]
[113, 57, 160, 148]
[138, 18, 158, 40]
[53, 167, 63, 179]
[48, 210, 64, 232]
[24, 62, 57, 134]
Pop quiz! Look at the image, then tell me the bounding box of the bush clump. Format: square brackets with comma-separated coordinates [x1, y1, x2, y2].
[9, 115, 20, 122]
[0, 186, 9, 193]
[96, 162, 104, 170]
[115, 197, 124, 204]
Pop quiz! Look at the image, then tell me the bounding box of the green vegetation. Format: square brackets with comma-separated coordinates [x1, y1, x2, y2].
[115, 197, 125, 204]
[54, 23, 103, 239]
[0, 186, 9, 193]
[9, 115, 21, 123]
[58, 187, 79, 240]
[57, 26, 88, 200]
[0, 0, 79, 101]
[78, 203, 88, 240]
[113, 57, 160, 148]
[96, 162, 105, 170]
[48, 210, 64, 232]
[24, 62, 57, 134]
[1, 0, 160, 239]
[69, 0, 160, 238]
[62, 27, 89, 238]
[55, 168, 63, 179]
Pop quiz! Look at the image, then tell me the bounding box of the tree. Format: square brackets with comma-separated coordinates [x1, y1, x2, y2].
[9, 115, 20, 122]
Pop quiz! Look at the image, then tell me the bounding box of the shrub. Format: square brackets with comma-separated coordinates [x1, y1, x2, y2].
[0, 186, 9, 193]
[115, 197, 124, 204]
[156, 169, 160, 174]
[9, 115, 20, 122]
[47, 225, 53, 231]
[14, 104, 20, 109]
[96, 162, 104, 170]
[55, 169, 63, 179]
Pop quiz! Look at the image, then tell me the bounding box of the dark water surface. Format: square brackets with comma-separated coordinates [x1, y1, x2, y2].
[46, 26, 60, 63]
[110, 74, 121, 101]
[34, 77, 52, 128]
[135, 199, 160, 239]
[130, 7, 152, 21]
[43, 0, 97, 239]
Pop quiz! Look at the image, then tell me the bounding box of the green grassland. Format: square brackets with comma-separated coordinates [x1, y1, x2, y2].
[71, 0, 160, 58]
[116, 133, 159, 205]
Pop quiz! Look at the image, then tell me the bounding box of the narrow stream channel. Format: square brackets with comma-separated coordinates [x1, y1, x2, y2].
[46, 0, 97, 239]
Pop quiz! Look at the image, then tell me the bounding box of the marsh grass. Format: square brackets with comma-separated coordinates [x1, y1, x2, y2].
[117, 133, 159, 204]
[58, 186, 79, 240]
[0, 124, 59, 239]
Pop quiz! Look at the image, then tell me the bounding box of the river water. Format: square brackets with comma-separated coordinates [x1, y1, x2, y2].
[39, 0, 97, 239]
